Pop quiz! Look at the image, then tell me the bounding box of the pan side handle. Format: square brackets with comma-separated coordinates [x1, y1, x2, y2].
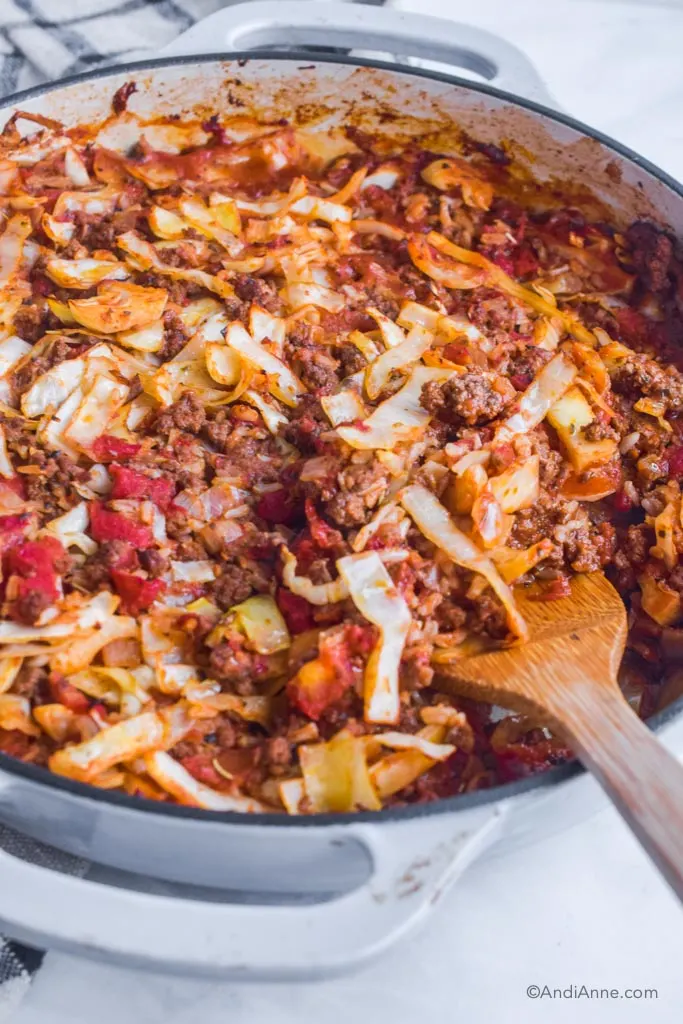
[159, 1, 558, 110]
[0, 804, 507, 980]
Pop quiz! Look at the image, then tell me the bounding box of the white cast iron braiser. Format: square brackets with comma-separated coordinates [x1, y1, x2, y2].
[0, 1, 682, 979]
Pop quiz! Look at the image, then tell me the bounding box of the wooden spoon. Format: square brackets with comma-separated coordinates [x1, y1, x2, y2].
[439, 572, 683, 901]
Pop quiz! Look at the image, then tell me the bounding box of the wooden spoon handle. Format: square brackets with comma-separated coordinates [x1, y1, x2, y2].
[547, 680, 683, 901]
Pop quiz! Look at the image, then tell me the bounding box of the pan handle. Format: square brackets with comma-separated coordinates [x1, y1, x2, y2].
[159, 1, 558, 110]
[0, 804, 506, 979]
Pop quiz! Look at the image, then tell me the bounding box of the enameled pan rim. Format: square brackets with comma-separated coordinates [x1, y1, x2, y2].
[0, 50, 681, 828]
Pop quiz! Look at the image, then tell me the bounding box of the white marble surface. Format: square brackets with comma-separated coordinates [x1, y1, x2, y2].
[11, 1, 683, 1020]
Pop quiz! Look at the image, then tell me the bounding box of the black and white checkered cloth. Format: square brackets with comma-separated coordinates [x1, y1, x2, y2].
[0, 0, 229, 96]
[0, 3, 234, 1011]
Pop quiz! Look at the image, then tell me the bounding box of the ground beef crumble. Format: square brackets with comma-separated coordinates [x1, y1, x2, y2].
[2, 106, 682, 815]
[421, 368, 515, 427]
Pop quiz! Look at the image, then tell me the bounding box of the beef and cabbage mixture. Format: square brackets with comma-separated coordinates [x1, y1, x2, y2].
[0, 91, 681, 814]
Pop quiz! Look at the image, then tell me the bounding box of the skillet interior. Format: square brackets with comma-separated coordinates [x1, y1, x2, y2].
[0, 51, 682, 827]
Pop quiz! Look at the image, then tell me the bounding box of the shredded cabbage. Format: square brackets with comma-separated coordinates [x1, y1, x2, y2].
[299, 730, 380, 812]
[497, 354, 577, 442]
[231, 595, 291, 654]
[338, 551, 411, 725]
[364, 324, 433, 400]
[400, 484, 528, 640]
[337, 366, 454, 450]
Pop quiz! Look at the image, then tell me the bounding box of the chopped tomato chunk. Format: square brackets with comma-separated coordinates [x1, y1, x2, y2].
[91, 435, 142, 462]
[49, 676, 91, 714]
[110, 570, 165, 615]
[89, 502, 154, 548]
[276, 587, 315, 634]
[256, 488, 298, 525]
[109, 465, 174, 508]
[179, 754, 224, 788]
[305, 499, 344, 551]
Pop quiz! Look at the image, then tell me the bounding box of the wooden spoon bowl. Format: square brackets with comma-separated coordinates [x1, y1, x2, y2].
[438, 573, 683, 901]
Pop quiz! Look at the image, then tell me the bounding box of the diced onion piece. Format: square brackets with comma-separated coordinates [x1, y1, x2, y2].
[116, 231, 235, 302]
[471, 488, 511, 549]
[46, 298, 76, 324]
[397, 301, 484, 344]
[421, 157, 493, 210]
[21, 356, 85, 417]
[0, 694, 39, 736]
[375, 731, 455, 760]
[281, 547, 349, 606]
[50, 615, 138, 675]
[145, 751, 269, 811]
[365, 307, 406, 349]
[0, 424, 13, 479]
[242, 389, 288, 434]
[320, 388, 367, 427]
[40, 386, 85, 457]
[118, 319, 165, 353]
[352, 502, 404, 553]
[225, 321, 303, 407]
[546, 386, 616, 471]
[69, 280, 168, 334]
[205, 343, 242, 386]
[170, 312, 227, 365]
[447, 463, 488, 515]
[400, 484, 528, 641]
[0, 334, 32, 375]
[42, 213, 75, 246]
[33, 703, 75, 742]
[42, 501, 96, 555]
[0, 656, 23, 695]
[337, 551, 411, 726]
[144, 359, 228, 408]
[53, 187, 119, 221]
[0, 214, 32, 288]
[170, 560, 215, 584]
[299, 730, 380, 812]
[140, 616, 179, 667]
[231, 595, 291, 654]
[491, 539, 555, 583]
[369, 726, 446, 799]
[209, 194, 242, 235]
[157, 664, 199, 695]
[279, 777, 305, 814]
[497, 354, 577, 442]
[281, 282, 344, 312]
[560, 467, 620, 502]
[62, 374, 129, 451]
[290, 194, 352, 224]
[364, 324, 433, 400]
[360, 166, 399, 191]
[448, 448, 490, 476]
[187, 691, 270, 725]
[49, 711, 166, 782]
[408, 234, 487, 290]
[650, 503, 677, 571]
[148, 206, 187, 239]
[45, 258, 127, 290]
[639, 576, 681, 627]
[249, 305, 286, 354]
[634, 397, 673, 433]
[64, 147, 90, 186]
[488, 456, 540, 513]
[178, 196, 239, 249]
[44, 501, 89, 544]
[176, 298, 224, 332]
[426, 232, 596, 345]
[337, 366, 454, 450]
